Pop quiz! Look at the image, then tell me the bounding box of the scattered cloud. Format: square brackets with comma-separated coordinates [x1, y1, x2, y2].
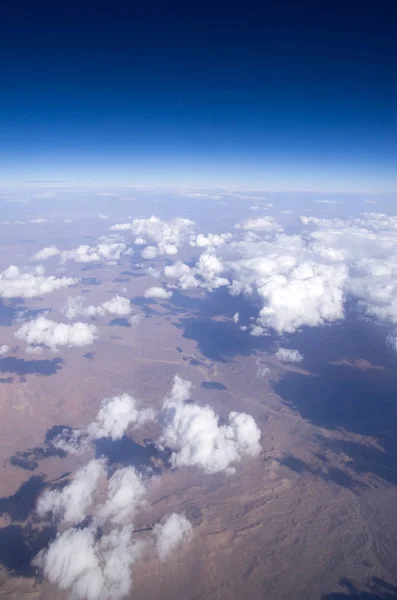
[15, 317, 98, 351]
[0, 344, 9, 355]
[275, 348, 304, 363]
[111, 216, 195, 257]
[144, 286, 172, 300]
[33, 242, 132, 264]
[97, 467, 147, 525]
[63, 295, 132, 320]
[0, 265, 77, 298]
[316, 200, 340, 205]
[158, 375, 261, 473]
[34, 524, 144, 600]
[37, 459, 107, 524]
[87, 393, 155, 441]
[234, 216, 283, 232]
[36, 374, 261, 599]
[32, 246, 61, 260]
[154, 513, 193, 560]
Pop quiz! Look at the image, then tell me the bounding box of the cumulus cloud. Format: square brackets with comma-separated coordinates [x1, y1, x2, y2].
[61, 241, 132, 264]
[63, 295, 132, 320]
[235, 216, 283, 232]
[87, 393, 155, 441]
[275, 348, 304, 363]
[0, 344, 9, 355]
[37, 459, 107, 524]
[111, 216, 195, 257]
[189, 233, 231, 248]
[97, 467, 147, 525]
[32, 246, 60, 260]
[154, 513, 192, 560]
[15, 317, 98, 351]
[34, 241, 132, 264]
[144, 286, 172, 300]
[35, 524, 144, 600]
[159, 375, 261, 473]
[165, 212, 397, 336]
[0, 265, 77, 298]
[35, 373, 263, 599]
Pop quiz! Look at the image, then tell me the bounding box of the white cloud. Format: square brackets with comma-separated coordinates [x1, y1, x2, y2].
[60, 242, 131, 264]
[15, 317, 98, 351]
[189, 233, 231, 248]
[35, 372, 263, 599]
[35, 524, 143, 600]
[141, 245, 158, 259]
[235, 216, 282, 232]
[97, 467, 147, 525]
[316, 200, 339, 205]
[63, 295, 132, 320]
[37, 459, 107, 524]
[0, 265, 77, 298]
[275, 348, 304, 363]
[232, 312, 239, 323]
[154, 513, 192, 560]
[112, 216, 195, 257]
[0, 344, 9, 355]
[87, 393, 155, 441]
[144, 286, 172, 300]
[32, 246, 61, 260]
[159, 376, 261, 473]
[29, 217, 54, 224]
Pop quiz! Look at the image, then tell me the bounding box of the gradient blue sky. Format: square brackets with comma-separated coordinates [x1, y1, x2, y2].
[1, 1, 396, 191]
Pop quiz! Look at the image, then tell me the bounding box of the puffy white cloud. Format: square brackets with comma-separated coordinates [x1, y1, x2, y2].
[159, 376, 261, 473]
[144, 286, 172, 300]
[97, 467, 147, 525]
[32, 241, 132, 264]
[36, 372, 263, 599]
[60, 241, 131, 264]
[154, 513, 192, 560]
[32, 246, 61, 260]
[189, 233, 231, 248]
[164, 261, 199, 289]
[235, 216, 283, 233]
[0, 344, 9, 355]
[167, 211, 397, 336]
[275, 348, 304, 363]
[35, 524, 143, 600]
[87, 393, 155, 441]
[141, 245, 158, 259]
[232, 312, 239, 323]
[63, 295, 132, 320]
[15, 317, 98, 351]
[37, 459, 107, 524]
[0, 265, 77, 298]
[111, 216, 195, 257]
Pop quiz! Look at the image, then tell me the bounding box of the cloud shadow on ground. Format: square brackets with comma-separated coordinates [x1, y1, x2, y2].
[273, 317, 397, 488]
[0, 356, 63, 376]
[323, 577, 397, 599]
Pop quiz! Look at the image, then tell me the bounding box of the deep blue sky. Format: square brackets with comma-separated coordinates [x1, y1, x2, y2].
[1, 1, 396, 191]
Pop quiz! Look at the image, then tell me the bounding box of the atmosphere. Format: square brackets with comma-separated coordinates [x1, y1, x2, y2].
[1, 1, 396, 190]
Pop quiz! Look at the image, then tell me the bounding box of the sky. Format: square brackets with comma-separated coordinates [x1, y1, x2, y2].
[1, 1, 396, 192]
